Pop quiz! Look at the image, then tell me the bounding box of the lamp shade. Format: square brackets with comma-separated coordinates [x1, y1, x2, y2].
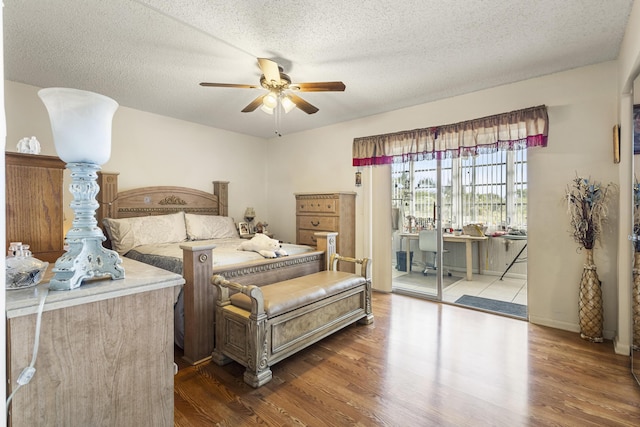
[262, 92, 278, 109]
[281, 95, 296, 114]
[260, 104, 274, 115]
[244, 207, 256, 219]
[38, 87, 118, 165]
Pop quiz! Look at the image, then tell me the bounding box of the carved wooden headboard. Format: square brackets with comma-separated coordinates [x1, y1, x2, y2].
[96, 172, 229, 224]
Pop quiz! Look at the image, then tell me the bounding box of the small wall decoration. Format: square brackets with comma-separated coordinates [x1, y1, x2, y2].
[634, 104, 640, 155]
[355, 171, 362, 187]
[613, 124, 620, 164]
[238, 222, 250, 236]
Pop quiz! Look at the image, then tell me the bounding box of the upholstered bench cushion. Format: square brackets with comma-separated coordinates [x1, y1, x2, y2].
[229, 271, 366, 317]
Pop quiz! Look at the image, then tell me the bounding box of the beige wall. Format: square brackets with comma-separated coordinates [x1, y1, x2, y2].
[266, 61, 622, 340]
[5, 81, 269, 225]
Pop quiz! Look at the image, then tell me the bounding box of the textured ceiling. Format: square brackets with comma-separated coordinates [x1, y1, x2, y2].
[4, 0, 634, 139]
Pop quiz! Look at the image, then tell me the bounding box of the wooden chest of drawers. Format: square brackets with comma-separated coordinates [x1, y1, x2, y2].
[5, 152, 66, 263]
[295, 192, 356, 272]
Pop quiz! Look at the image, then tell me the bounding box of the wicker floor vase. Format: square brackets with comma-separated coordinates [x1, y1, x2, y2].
[579, 249, 603, 342]
[633, 253, 640, 350]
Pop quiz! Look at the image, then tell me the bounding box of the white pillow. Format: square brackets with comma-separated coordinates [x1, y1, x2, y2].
[184, 214, 239, 240]
[103, 211, 188, 254]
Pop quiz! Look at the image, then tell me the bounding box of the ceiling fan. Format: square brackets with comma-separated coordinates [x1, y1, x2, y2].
[200, 58, 345, 115]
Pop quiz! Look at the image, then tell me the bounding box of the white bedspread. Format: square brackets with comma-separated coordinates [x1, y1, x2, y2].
[129, 238, 314, 267]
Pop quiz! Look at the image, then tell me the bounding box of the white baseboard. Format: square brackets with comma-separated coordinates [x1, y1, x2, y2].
[529, 315, 617, 341]
[614, 335, 631, 356]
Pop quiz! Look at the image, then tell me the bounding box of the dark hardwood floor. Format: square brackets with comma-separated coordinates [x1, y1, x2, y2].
[174, 292, 640, 426]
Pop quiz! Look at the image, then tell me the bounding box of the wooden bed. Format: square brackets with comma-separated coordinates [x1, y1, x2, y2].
[96, 172, 335, 365]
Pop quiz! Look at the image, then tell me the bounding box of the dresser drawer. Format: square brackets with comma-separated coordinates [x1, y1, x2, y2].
[294, 192, 355, 272]
[298, 229, 334, 246]
[297, 215, 338, 231]
[296, 198, 337, 214]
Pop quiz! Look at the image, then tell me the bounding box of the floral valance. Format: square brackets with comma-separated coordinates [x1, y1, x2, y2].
[352, 105, 548, 166]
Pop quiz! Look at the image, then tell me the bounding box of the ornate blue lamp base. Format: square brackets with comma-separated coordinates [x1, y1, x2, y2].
[50, 238, 125, 291]
[49, 162, 125, 291]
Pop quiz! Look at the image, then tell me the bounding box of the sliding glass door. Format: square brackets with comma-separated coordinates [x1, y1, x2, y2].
[391, 158, 449, 300]
[391, 150, 527, 302]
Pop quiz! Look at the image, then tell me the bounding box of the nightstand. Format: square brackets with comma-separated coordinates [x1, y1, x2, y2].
[6, 258, 183, 426]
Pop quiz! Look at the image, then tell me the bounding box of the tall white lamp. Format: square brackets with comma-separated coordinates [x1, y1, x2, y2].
[38, 87, 125, 291]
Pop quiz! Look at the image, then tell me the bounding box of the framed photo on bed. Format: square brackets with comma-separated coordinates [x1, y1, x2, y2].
[238, 222, 250, 236]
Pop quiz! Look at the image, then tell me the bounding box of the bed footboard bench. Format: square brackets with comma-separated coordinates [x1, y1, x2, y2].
[211, 254, 374, 387]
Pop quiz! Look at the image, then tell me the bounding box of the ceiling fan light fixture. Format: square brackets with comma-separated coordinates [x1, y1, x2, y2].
[281, 95, 296, 114]
[262, 91, 278, 109]
[260, 104, 274, 115]
[201, 57, 342, 116]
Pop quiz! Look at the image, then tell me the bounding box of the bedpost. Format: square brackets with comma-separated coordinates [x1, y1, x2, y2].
[96, 172, 119, 248]
[314, 232, 337, 271]
[180, 242, 217, 365]
[96, 171, 119, 222]
[213, 181, 229, 217]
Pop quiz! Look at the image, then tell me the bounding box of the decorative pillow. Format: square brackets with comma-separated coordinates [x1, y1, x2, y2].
[102, 211, 188, 254]
[185, 214, 239, 240]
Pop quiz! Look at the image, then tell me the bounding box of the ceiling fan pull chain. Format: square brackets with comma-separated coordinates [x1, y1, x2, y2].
[274, 97, 282, 137]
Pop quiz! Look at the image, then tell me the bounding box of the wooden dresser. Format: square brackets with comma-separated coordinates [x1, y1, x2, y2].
[6, 258, 184, 426]
[5, 152, 66, 263]
[295, 192, 356, 272]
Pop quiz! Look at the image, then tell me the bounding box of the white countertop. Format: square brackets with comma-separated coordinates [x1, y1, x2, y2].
[6, 257, 184, 319]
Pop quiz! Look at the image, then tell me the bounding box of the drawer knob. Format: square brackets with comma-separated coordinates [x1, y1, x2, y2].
[311, 220, 320, 227]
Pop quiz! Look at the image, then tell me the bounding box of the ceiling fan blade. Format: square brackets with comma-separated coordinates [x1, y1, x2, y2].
[200, 82, 259, 89]
[288, 93, 319, 114]
[241, 95, 265, 113]
[291, 81, 346, 92]
[257, 58, 282, 85]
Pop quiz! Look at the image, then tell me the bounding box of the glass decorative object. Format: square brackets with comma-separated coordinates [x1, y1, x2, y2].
[38, 87, 125, 291]
[6, 243, 49, 290]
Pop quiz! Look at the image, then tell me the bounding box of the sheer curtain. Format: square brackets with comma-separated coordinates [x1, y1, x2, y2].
[352, 105, 548, 166]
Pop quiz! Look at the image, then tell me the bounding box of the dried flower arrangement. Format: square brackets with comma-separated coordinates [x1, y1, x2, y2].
[565, 175, 613, 250]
